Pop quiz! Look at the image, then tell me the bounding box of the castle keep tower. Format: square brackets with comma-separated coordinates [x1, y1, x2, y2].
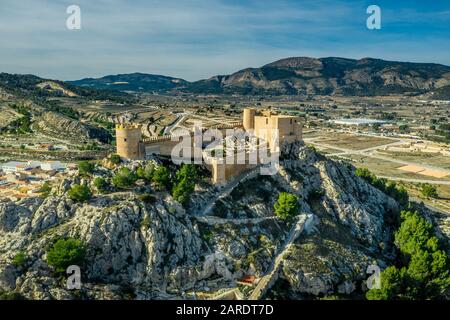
[243, 108, 256, 131]
[116, 124, 145, 160]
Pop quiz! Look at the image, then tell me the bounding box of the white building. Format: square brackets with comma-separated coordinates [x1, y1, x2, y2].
[1, 161, 40, 173]
[331, 118, 387, 126]
[40, 161, 65, 171]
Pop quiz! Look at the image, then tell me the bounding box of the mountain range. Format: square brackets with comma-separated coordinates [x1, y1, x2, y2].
[68, 57, 450, 98]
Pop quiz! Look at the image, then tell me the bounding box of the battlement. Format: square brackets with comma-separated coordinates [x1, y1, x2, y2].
[116, 124, 142, 131]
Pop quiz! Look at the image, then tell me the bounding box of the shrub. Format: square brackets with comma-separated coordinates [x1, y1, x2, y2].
[420, 183, 438, 199]
[137, 163, 155, 182]
[152, 166, 171, 190]
[109, 154, 121, 165]
[138, 194, 157, 204]
[12, 252, 27, 268]
[78, 161, 95, 176]
[39, 181, 52, 197]
[93, 177, 109, 193]
[274, 192, 300, 221]
[47, 238, 86, 273]
[356, 168, 409, 207]
[112, 167, 138, 189]
[0, 290, 25, 300]
[68, 184, 92, 202]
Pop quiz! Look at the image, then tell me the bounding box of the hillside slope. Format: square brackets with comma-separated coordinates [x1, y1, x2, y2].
[0, 143, 403, 300]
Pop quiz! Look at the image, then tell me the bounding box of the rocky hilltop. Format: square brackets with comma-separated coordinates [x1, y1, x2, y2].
[0, 143, 404, 300]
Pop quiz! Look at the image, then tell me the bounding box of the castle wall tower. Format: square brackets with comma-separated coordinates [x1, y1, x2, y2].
[116, 124, 145, 160]
[243, 108, 256, 131]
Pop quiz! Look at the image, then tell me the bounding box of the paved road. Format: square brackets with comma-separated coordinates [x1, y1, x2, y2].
[376, 176, 450, 185]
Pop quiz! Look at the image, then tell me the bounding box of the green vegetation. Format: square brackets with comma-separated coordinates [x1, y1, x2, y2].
[78, 161, 95, 176]
[138, 194, 157, 204]
[68, 184, 92, 202]
[0, 290, 25, 300]
[274, 192, 300, 221]
[6, 103, 32, 134]
[420, 183, 438, 199]
[366, 211, 450, 300]
[112, 167, 138, 189]
[45, 100, 80, 120]
[38, 181, 52, 197]
[47, 238, 86, 273]
[137, 163, 155, 182]
[172, 164, 199, 205]
[93, 177, 110, 194]
[355, 168, 409, 207]
[12, 252, 27, 268]
[108, 154, 121, 165]
[152, 166, 171, 190]
[399, 124, 410, 133]
[8, 116, 32, 134]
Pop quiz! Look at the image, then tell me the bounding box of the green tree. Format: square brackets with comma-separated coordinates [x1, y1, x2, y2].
[172, 177, 195, 205]
[152, 166, 170, 190]
[274, 192, 299, 221]
[171, 164, 199, 205]
[47, 238, 86, 273]
[112, 167, 138, 189]
[78, 161, 95, 176]
[93, 177, 109, 193]
[367, 210, 450, 300]
[137, 163, 155, 182]
[420, 183, 438, 199]
[68, 184, 92, 202]
[366, 266, 406, 300]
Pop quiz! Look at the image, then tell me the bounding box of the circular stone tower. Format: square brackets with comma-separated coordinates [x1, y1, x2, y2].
[115, 124, 144, 160]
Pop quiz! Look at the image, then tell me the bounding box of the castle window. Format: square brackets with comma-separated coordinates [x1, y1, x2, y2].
[266, 119, 268, 125]
[124, 138, 127, 142]
[290, 119, 293, 124]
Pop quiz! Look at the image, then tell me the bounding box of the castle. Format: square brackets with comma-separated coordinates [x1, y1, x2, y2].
[116, 109, 303, 184]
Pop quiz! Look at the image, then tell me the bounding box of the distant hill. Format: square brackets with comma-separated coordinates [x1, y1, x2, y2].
[0, 72, 130, 102]
[67, 73, 189, 92]
[66, 57, 450, 98]
[186, 57, 450, 96]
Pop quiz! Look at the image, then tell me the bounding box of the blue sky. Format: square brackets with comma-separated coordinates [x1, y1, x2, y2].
[0, 0, 449, 81]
